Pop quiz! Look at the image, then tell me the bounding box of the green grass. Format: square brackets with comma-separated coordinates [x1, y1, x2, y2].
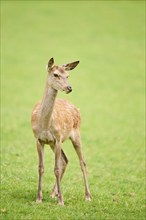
[1, 1, 145, 219]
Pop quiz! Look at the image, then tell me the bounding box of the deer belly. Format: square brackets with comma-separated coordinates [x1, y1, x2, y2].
[38, 131, 54, 143]
[61, 123, 72, 142]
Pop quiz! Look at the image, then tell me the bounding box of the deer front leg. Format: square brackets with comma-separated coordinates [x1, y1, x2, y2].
[54, 141, 64, 205]
[36, 140, 44, 203]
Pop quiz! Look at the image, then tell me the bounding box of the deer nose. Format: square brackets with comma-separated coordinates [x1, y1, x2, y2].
[66, 86, 72, 93]
[67, 86, 72, 92]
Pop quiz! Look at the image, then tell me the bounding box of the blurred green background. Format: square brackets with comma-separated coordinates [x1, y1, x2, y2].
[1, 1, 145, 220]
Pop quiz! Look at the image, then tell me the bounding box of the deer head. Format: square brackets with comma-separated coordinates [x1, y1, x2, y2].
[46, 58, 79, 94]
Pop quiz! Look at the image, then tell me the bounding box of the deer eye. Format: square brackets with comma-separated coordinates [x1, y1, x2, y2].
[54, 73, 59, 78]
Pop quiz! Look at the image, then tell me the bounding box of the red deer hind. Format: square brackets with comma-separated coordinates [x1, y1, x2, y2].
[31, 58, 91, 205]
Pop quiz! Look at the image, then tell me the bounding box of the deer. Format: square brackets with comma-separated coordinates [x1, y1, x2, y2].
[31, 58, 91, 205]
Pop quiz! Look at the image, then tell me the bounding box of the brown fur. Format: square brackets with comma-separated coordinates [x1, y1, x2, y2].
[32, 99, 81, 143]
[31, 58, 91, 205]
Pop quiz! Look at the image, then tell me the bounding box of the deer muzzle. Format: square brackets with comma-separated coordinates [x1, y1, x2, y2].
[65, 86, 72, 94]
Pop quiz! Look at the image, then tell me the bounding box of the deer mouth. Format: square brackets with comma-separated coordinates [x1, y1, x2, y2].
[65, 90, 72, 94]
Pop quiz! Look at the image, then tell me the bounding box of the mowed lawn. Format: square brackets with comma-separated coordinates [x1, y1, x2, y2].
[1, 1, 145, 220]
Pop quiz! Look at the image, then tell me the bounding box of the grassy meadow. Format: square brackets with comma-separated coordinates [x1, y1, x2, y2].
[1, 1, 145, 220]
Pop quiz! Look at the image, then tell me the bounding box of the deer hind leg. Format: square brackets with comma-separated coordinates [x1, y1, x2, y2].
[36, 140, 44, 203]
[50, 148, 68, 198]
[70, 129, 91, 201]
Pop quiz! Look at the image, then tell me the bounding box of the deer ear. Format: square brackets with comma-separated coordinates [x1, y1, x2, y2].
[62, 61, 80, 71]
[48, 57, 54, 69]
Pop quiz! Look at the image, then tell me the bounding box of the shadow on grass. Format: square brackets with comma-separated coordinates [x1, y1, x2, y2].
[10, 188, 58, 206]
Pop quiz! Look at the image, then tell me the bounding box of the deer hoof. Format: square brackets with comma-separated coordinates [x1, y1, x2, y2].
[85, 194, 92, 201]
[58, 200, 64, 206]
[51, 191, 58, 199]
[36, 199, 42, 204]
[58, 194, 64, 206]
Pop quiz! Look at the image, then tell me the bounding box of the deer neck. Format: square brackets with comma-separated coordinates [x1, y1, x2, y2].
[39, 83, 57, 130]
